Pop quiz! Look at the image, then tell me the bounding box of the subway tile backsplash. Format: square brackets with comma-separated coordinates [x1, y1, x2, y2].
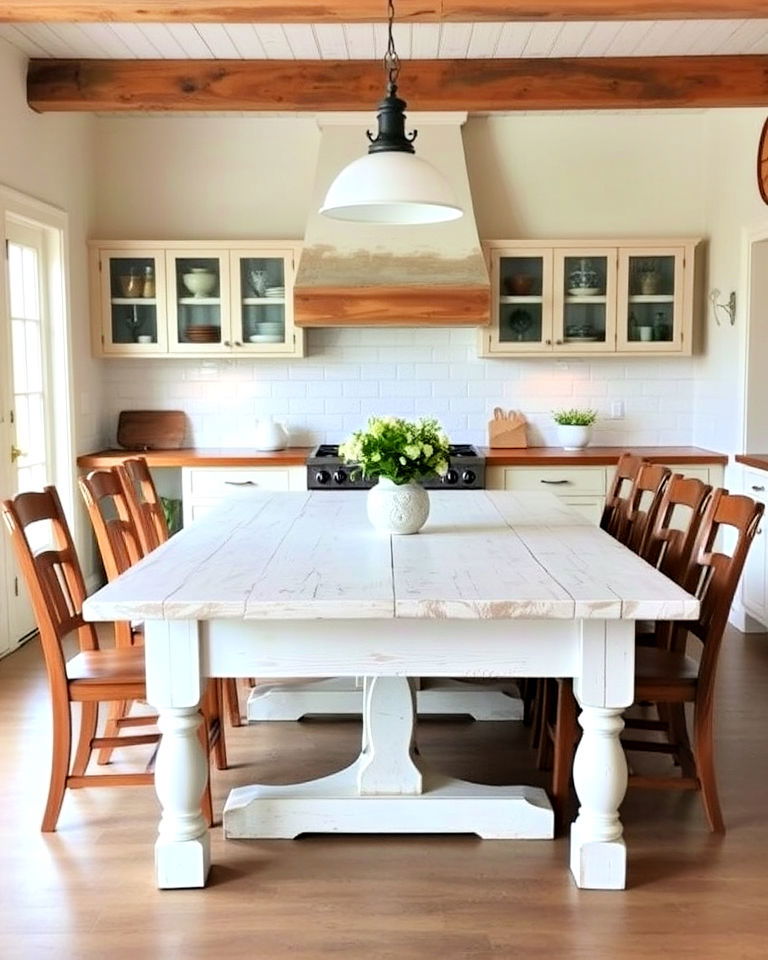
[101, 328, 697, 449]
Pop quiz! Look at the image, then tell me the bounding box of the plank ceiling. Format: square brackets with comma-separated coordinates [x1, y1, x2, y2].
[2, 19, 768, 60]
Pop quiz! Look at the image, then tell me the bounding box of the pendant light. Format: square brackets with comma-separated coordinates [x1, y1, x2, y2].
[319, 0, 463, 225]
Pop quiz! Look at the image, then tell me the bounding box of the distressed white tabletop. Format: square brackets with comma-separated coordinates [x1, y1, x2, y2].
[83, 490, 699, 624]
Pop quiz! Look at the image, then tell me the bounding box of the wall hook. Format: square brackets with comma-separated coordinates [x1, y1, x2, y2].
[709, 289, 736, 326]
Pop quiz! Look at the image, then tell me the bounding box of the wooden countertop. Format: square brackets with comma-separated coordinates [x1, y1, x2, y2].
[76, 447, 314, 468]
[77, 444, 728, 470]
[735, 454, 768, 471]
[482, 446, 728, 466]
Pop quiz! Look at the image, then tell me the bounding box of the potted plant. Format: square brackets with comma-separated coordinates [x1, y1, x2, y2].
[552, 408, 598, 451]
[339, 416, 450, 534]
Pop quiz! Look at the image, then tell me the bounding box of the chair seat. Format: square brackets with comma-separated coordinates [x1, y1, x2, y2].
[67, 647, 147, 685]
[634, 646, 698, 701]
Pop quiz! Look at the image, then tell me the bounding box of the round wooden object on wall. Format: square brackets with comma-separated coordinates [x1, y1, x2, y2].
[759, 117, 768, 205]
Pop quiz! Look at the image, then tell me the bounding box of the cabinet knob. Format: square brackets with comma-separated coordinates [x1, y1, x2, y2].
[223, 339, 231, 347]
[234, 341, 242, 347]
[545, 339, 552, 345]
[555, 339, 563, 345]
[752, 485, 765, 492]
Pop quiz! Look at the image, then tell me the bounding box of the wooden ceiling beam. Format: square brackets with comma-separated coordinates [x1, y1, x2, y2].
[27, 56, 768, 113]
[4, 2, 768, 23]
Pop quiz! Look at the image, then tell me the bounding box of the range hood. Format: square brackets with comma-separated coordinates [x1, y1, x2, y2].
[294, 114, 490, 327]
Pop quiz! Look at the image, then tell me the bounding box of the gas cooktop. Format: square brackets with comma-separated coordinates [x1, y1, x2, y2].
[306, 443, 485, 490]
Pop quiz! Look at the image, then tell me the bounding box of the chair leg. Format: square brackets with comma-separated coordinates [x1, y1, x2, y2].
[71, 701, 99, 777]
[224, 677, 242, 728]
[42, 695, 72, 832]
[551, 679, 579, 834]
[529, 678, 546, 750]
[667, 703, 696, 777]
[213, 681, 228, 771]
[535, 679, 554, 771]
[693, 700, 724, 833]
[97, 700, 129, 765]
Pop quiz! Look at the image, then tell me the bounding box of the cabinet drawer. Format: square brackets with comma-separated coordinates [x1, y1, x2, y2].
[186, 467, 293, 498]
[743, 469, 768, 501]
[500, 466, 606, 495]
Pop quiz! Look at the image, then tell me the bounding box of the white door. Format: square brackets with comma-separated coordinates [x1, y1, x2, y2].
[0, 220, 51, 652]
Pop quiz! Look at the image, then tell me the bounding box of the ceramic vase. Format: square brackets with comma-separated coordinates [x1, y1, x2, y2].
[366, 478, 430, 535]
[557, 424, 591, 451]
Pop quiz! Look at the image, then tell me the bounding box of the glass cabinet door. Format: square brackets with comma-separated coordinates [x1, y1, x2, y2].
[553, 249, 617, 352]
[617, 248, 684, 351]
[231, 250, 294, 353]
[167, 250, 229, 352]
[99, 250, 166, 353]
[489, 249, 553, 353]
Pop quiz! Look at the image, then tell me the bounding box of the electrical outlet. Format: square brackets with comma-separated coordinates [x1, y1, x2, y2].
[610, 401, 625, 419]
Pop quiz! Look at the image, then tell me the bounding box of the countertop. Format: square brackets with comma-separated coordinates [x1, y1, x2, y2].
[735, 454, 768, 471]
[482, 446, 727, 466]
[77, 444, 728, 470]
[76, 447, 314, 468]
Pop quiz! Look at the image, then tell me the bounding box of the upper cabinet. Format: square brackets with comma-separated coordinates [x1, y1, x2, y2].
[480, 238, 699, 358]
[90, 241, 304, 359]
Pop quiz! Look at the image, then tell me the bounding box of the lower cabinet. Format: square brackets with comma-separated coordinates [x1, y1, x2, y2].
[182, 465, 306, 525]
[741, 468, 768, 627]
[486, 462, 724, 526]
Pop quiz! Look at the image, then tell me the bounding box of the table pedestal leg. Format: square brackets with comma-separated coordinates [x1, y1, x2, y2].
[154, 707, 210, 889]
[569, 706, 627, 890]
[358, 677, 422, 795]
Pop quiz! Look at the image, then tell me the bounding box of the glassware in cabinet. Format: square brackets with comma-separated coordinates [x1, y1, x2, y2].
[235, 254, 287, 347]
[617, 248, 686, 351]
[488, 249, 553, 352]
[98, 250, 166, 353]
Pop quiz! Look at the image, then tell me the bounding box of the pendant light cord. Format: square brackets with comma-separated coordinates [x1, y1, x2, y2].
[384, 0, 401, 90]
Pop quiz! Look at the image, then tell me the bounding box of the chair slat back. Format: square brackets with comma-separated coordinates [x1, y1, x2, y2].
[78, 469, 143, 580]
[640, 474, 713, 583]
[1, 488, 99, 688]
[601, 453, 646, 539]
[620, 463, 672, 553]
[672, 490, 764, 700]
[119, 458, 169, 555]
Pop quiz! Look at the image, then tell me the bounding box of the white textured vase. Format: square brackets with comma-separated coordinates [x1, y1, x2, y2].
[366, 478, 430, 535]
[557, 424, 591, 451]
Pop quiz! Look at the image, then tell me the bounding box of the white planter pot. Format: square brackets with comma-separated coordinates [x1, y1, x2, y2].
[366, 478, 430, 535]
[557, 424, 591, 451]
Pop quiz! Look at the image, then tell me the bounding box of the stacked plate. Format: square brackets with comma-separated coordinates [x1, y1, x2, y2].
[184, 325, 220, 343]
[265, 286, 285, 298]
[249, 320, 284, 343]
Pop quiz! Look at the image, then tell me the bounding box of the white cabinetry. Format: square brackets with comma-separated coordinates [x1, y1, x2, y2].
[480, 238, 699, 358]
[181, 465, 306, 525]
[741, 468, 768, 627]
[486, 461, 724, 526]
[90, 240, 304, 359]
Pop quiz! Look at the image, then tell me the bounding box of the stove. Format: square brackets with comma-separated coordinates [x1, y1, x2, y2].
[307, 443, 485, 490]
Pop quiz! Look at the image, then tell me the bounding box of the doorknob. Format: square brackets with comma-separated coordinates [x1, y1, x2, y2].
[10, 444, 26, 463]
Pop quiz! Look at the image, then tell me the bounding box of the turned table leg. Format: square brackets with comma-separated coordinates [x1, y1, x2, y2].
[144, 621, 210, 889]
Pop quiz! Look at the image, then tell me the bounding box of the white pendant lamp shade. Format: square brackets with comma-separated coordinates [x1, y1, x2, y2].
[320, 150, 464, 225]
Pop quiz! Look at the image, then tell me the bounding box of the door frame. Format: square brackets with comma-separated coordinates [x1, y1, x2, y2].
[0, 183, 75, 653]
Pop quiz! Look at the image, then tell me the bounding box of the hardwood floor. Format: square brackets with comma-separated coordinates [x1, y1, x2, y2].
[1, 628, 768, 959]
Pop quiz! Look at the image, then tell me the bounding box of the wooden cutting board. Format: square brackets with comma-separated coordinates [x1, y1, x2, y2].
[117, 410, 187, 450]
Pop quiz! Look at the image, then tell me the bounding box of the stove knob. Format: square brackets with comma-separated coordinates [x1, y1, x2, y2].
[315, 470, 331, 485]
[461, 469, 476, 485]
[333, 469, 348, 485]
[443, 468, 460, 485]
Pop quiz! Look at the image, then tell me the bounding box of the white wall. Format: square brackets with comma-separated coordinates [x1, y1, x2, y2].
[92, 111, 711, 449]
[0, 40, 98, 453]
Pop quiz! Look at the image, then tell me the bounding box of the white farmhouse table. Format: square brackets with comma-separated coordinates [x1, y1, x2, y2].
[82, 490, 698, 892]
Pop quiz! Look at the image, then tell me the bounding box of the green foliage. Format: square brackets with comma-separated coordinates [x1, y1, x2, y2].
[160, 496, 182, 535]
[552, 407, 598, 426]
[339, 416, 450, 485]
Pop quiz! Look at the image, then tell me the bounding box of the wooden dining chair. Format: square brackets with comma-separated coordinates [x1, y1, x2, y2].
[114, 458, 245, 728]
[548, 488, 764, 833]
[619, 462, 672, 554]
[118, 457, 169, 554]
[79, 467, 229, 771]
[600, 453, 646, 540]
[2, 486, 160, 831]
